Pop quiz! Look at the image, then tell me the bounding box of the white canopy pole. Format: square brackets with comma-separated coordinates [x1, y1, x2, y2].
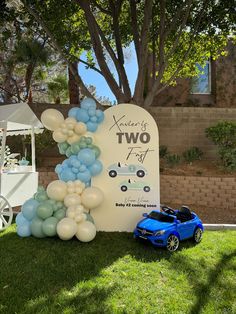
[31, 126, 36, 172]
[0, 121, 7, 173]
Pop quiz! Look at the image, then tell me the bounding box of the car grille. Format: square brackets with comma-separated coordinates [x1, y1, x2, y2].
[137, 227, 153, 236]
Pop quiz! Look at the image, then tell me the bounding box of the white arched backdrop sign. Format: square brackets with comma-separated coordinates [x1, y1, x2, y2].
[92, 104, 160, 231]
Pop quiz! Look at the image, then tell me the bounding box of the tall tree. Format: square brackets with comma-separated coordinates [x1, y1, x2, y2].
[7, 0, 236, 107]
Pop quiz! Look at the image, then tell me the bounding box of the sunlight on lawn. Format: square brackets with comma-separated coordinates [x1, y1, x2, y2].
[0, 225, 235, 314]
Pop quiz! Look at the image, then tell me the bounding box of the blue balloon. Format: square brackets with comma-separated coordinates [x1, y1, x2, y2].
[70, 159, 81, 168]
[17, 221, 31, 237]
[72, 167, 79, 174]
[22, 199, 39, 221]
[87, 121, 98, 132]
[76, 108, 90, 123]
[16, 212, 29, 225]
[81, 98, 96, 110]
[90, 116, 98, 123]
[55, 164, 62, 174]
[89, 160, 103, 176]
[68, 107, 79, 118]
[88, 108, 96, 117]
[60, 169, 76, 182]
[77, 170, 91, 183]
[96, 110, 105, 123]
[78, 148, 96, 166]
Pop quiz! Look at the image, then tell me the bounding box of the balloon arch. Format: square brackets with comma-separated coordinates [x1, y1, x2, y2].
[16, 98, 105, 242]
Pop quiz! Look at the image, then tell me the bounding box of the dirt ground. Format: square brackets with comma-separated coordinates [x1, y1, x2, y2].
[160, 159, 236, 177]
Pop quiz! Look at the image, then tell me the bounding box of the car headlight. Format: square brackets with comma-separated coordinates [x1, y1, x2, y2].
[154, 230, 165, 236]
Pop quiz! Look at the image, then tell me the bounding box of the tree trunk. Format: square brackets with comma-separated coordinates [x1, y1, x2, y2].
[68, 62, 80, 105]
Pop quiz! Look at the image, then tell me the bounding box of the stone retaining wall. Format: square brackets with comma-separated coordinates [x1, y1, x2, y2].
[38, 172, 236, 210]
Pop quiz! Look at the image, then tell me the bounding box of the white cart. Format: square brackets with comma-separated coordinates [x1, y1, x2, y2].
[0, 103, 43, 230]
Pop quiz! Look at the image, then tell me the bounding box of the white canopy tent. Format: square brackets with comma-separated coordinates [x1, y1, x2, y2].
[0, 103, 44, 172]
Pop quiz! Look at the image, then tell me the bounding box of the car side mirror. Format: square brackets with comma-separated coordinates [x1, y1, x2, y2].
[143, 213, 148, 218]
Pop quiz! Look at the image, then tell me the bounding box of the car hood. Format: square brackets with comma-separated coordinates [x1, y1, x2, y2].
[137, 218, 174, 231]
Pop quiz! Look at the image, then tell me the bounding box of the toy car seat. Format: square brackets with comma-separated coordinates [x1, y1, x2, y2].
[177, 206, 192, 222]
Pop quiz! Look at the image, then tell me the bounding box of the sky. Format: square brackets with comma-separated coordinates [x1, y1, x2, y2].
[79, 43, 138, 104]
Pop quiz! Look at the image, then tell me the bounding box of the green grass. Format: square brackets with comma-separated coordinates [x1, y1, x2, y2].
[0, 225, 235, 314]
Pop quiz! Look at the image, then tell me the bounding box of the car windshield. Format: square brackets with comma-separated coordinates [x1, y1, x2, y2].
[148, 211, 175, 223]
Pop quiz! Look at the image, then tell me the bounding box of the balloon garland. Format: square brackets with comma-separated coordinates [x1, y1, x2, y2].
[16, 98, 104, 242]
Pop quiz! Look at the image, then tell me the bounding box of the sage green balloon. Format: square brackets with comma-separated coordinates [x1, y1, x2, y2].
[66, 147, 72, 157]
[42, 217, 58, 237]
[53, 208, 66, 220]
[31, 217, 46, 238]
[36, 201, 53, 220]
[92, 146, 101, 158]
[34, 191, 48, 202]
[71, 143, 80, 154]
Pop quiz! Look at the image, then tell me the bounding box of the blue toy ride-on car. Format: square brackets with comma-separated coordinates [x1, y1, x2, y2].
[133, 205, 204, 252]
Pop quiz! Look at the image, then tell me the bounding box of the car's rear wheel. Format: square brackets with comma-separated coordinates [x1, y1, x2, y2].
[121, 185, 127, 192]
[193, 227, 203, 243]
[166, 234, 179, 252]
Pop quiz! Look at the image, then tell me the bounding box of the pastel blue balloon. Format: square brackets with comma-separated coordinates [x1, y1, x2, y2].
[79, 165, 87, 172]
[22, 199, 39, 221]
[77, 148, 96, 166]
[17, 221, 31, 237]
[68, 107, 79, 118]
[89, 160, 103, 176]
[70, 159, 81, 168]
[87, 121, 98, 132]
[55, 164, 62, 174]
[72, 167, 79, 174]
[77, 170, 91, 183]
[90, 116, 98, 123]
[60, 169, 76, 182]
[77, 108, 89, 123]
[96, 110, 104, 123]
[81, 98, 96, 110]
[88, 108, 96, 116]
[16, 212, 29, 225]
[62, 159, 69, 167]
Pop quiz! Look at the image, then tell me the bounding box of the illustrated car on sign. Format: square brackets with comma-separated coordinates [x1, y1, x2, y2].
[108, 163, 147, 178]
[120, 179, 150, 192]
[134, 205, 203, 252]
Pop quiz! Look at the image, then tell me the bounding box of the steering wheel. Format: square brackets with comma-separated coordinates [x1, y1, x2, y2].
[161, 205, 176, 216]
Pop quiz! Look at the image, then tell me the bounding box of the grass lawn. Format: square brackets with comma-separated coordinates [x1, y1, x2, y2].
[0, 225, 235, 314]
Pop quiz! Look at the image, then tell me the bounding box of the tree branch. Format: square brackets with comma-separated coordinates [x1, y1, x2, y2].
[130, 0, 140, 63]
[22, 1, 101, 106]
[133, 0, 153, 104]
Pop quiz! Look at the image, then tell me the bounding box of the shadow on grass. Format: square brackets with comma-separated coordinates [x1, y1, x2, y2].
[0, 229, 235, 313]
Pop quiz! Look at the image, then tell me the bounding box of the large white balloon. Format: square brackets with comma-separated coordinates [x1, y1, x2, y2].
[57, 218, 78, 240]
[74, 122, 87, 135]
[47, 180, 68, 201]
[41, 109, 64, 131]
[81, 187, 104, 209]
[53, 129, 67, 143]
[64, 193, 81, 207]
[75, 221, 96, 242]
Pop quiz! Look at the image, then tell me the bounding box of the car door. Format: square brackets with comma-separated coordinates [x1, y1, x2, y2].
[177, 220, 196, 240]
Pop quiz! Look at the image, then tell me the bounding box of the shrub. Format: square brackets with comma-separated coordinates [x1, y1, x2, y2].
[159, 145, 168, 158]
[206, 121, 236, 171]
[166, 154, 181, 167]
[183, 147, 203, 164]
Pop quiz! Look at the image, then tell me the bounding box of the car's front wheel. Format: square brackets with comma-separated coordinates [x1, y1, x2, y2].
[193, 227, 203, 243]
[166, 234, 179, 252]
[109, 170, 117, 178]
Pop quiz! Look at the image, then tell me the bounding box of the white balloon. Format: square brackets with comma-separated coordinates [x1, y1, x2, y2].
[64, 193, 81, 207]
[75, 221, 96, 242]
[53, 129, 67, 143]
[65, 117, 77, 125]
[74, 205, 85, 214]
[74, 213, 86, 223]
[47, 180, 67, 201]
[81, 187, 104, 209]
[57, 218, 78, 240]
[67, 133, 80, 144]
[74, 122, 87, 135]
[41, 109, 64, 131]
[66, 207, 76, 219]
